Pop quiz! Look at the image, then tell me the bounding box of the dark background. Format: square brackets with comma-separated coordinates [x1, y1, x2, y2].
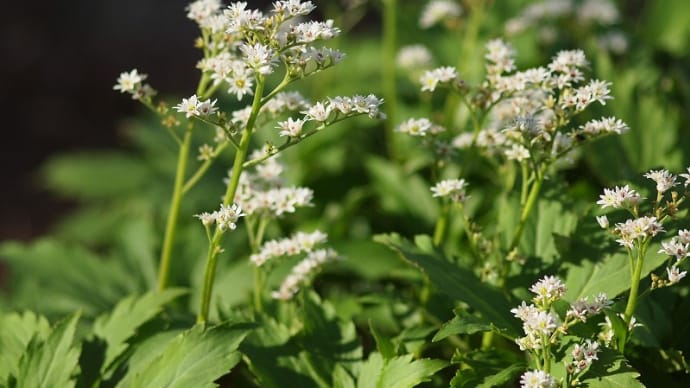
[0, 0, 281, 240]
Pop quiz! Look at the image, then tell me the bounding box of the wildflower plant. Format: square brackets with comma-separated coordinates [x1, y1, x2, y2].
[114, 0, 383, 323]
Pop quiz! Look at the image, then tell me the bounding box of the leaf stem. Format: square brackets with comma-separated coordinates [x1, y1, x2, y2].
[157, 125, 193, 291]
[433, 201, 451, 246]
[382, 0, 398, 160]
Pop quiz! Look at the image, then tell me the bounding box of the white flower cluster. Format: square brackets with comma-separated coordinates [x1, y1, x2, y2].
[419, 0, 462, 29]
[303, 95, 385, 122]
[174, 95, 219, 118]
[420, 66, 458, 92]
[512, 276, 609, 352]
[566, 293, 612, 323]
[183, 1, 344, 101]
[195, 203, 245, 231]
[233, 152, 313, 217]
[568, 339, 600, 375]
[505, 0, 626, 54]
[430, 179, 468, 203]
[113, 69, 156, 101]
[250, 230, 328, 266]
[596, 185, 641, 209]
[613, 216, 664, 249]
[659, 229, 690, 284]
[271, 248, 339, 300]
[438, 40, 626, 167]
[644, 169, 677, 193]
[519, 369, 556, 388]
[396, 118, 445, 137]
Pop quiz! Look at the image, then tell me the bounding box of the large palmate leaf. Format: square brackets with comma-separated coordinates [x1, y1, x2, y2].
[0, 240, 143, 319]
[93, 289, 187, 375]
[375, 234, 520, 336]
[580, 347, 644, 387]
[0, 312, 51, 384]
[12, 312, 81, 388]
[357, 352, 447, 388]
[117, 322, 254, 388]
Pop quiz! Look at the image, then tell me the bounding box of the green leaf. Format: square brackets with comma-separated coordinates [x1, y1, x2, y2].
[0, 312, 51, 383]
[369, 321, 396, 360]
[450, 349, 525, 387]
[580, 347, 643, 387]
[42, 152, 152, 199]
[14, 312, 81, 388]
[118, 322, 254, 388]
[375, 234, 520, 336]
[93, 289, 187, 374]
[365, 156, 438, 224]
[333, 364, 356, 388]
[433, 313, 492, 342]
[357, 353, 447, 388]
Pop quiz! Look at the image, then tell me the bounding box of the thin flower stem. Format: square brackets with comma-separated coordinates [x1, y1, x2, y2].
[622, 240, 649, 348]
[433, 201, 451, 246]
[197, 76, 266, 324]
[510, 169, 545, 252]
[542, 335, 551, 373]
[382, 0, 398, 160]
[157, 125, 193, 291]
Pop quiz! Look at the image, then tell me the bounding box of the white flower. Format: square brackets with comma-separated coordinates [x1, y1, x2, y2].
[658, 238, 689, 261]
[596, 215, 609, 229]
[678, 229, 690, 244]
[277, 117, 307, 137]
[667, 266, 687, 284]
[579, 117, 629, 135]
[520, 370, 557, 388]
[194, 211, 216, 226]
[419, 0, 462, 29]
[644, 169, 677, 193]
[396, 118, 433, 136]
[215, 203, 245, 231]
[197, 99, 218, 116]
[197, 144, 214, 161]
[615, 216, 664, 248]
[485, 39, 516, 74]
[430, 179, 468, 202]
[529, 275, 566, 304]
[227, 67, 254, 100]
[174, 95, 201, 118]
[505, 144, 530, 162]
[303, 102, 331, 121]
[596, 185, 641, 209]
[549, 49, 589, 73]
[186, 0, 221, 24]
[420, 66, 458, 92]
[240, 43, 276, 75]
[114, 69, 146, 93]
[273, 0, 316, 17]
[271, 248, 339, 300]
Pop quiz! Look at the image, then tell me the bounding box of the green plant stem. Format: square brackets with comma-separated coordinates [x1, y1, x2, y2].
[622, 241, 649, 348]
[509, 170, 545, 252]
[157, 125, 193, 291]
[433, 201, 451, 246]
[197, 77, 266, 324]
[542, 336, 551, 373]
[382, 0, 398, 160]
[182, 140, 230, 194]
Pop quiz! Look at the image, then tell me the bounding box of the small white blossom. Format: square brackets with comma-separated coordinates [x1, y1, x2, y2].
[658, 238, 689, 261]
[505, 144, 530, 162]
[197, 99, 218, 116]
[303, 102, 331, 122]
[644, 169, 677, 193]
[277, 117, 307, 137]
[174, 95, 201, 118]
[678, 229, 690, 244]
[240, 43, 276, 75]
[529, 275, 566, 304]
[195, 203, 245, 231]
[430, 179, 468, 202]
[596, 215, 609, 229]
[667, 266, 687, 284]
[271, 248, 339, 300]
[114, 69, 147, 93]
[596, 185, 641, 209]
[396, 118, 434, 136]
[485, 39, 516, 74]
[579, 117, 629, 135]
[198, 144, 214, 161]
[273, 0, 316, 17]
[520, 370, 557, 388]
[420, 66, 458, 92]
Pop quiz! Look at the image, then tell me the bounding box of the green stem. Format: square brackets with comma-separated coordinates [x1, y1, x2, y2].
[197, 77, 266, 324]
[542, 335, 551, 373]
[622, 241, 648, 345]
[182, 140, 230, 194]
[509, 170, 545, 252]
[433, 201, 451, 246]
[157, 126, 193, 291]
[382, 0, 398, 160]
[253, 266, 264, 313]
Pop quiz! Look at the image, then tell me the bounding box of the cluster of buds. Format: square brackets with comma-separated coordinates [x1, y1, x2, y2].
[271, 248, 339, 300]
[596, 168, 690, 283]
[512, 276, 610, 386]
[566, 339, 600, 376]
